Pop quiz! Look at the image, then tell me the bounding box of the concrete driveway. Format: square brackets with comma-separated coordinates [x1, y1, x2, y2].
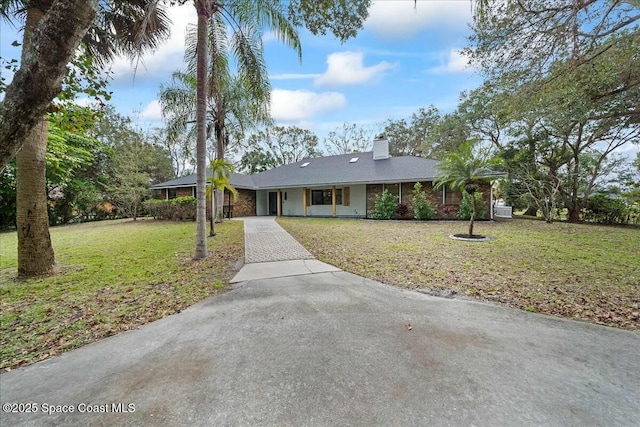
[2, 270, 639, 426]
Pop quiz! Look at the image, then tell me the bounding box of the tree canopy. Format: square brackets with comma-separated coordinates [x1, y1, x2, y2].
[240, 126, 322, 174]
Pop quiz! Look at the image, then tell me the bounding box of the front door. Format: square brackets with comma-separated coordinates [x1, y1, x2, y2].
[268, 192, 278, 215]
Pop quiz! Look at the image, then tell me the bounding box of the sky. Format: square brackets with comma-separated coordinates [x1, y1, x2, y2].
[0, 0, 482, 146]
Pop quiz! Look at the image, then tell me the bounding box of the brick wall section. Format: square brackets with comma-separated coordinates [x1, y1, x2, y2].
[400, 182, 442, 218]
[176, 187, 193, 197]
[156, 186, 256, 219]
[478, 183, 492, 219]
[399, 182, 414, 219]
[227, 189, 256, 217]
[366, 184, 384, 216]
[217, 189, 256, 218]
[368, 182, 444, 219]
[366, 181, 493, 219]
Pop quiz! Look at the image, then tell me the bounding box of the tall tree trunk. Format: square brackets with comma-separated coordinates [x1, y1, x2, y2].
[469, 193, 476, 236]
[16, 4, 57, 278]
[209, 190, 216, 236]
[17, 120, 56, 277]
[0, 0, 97, 169]
[566, 161, 583, 222]
[194, 1, 209, 259]
[215, 125, 224, 223]
[567, 206, 581, 223]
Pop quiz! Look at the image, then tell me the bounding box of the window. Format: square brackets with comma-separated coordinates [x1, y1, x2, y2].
[385, 183, 400, 198]
[312, 190, 330, 205]
[444, 188, 462, 205]
[168, 189, 177, 199]
[311, 189, 342, 205]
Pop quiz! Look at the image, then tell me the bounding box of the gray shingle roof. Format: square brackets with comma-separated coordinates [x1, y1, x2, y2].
[250, 152, 440, 189]
[150, 152, 441, 190]
[150, 172, 256, 190]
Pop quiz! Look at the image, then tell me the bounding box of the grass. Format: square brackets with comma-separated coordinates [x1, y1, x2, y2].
[278, 217, 640, 330]
[0, 218, 244, 372]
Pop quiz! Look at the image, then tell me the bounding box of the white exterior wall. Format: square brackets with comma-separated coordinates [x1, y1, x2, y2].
[256, 190, 269, 216]
[281, 188, 304, 216]
[256, 184, 366, 217]
[337, 184, 366, 217]
[305, 184, 366, 218]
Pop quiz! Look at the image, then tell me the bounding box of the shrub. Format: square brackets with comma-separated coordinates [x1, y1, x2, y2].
[170, 196, 197, 221]
[456, 192, 487, 220]
[143, 199, 168, 219]
[411, 182, 436, 220]
[396, 203, 409, 218]
[372, 189, 399, 220]
[142, 196, 196, 221]
[583, 194, 628, 224]
[627, 203, 640, 225]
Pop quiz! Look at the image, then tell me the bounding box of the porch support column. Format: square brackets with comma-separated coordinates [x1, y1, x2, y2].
[277, 189, 282, 217]
[332, 186, 337, 217]
[303, 187, 307, 217]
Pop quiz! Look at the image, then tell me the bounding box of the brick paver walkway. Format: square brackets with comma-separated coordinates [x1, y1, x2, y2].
[243, 217, 314, 263]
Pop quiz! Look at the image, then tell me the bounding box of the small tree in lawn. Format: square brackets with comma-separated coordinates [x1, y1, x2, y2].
[434, 140, 502, 237]
[206, 159, 237, 236]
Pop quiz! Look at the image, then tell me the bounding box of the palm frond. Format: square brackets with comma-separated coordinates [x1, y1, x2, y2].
[229, 23, 271, 106]
[225, 0, 301, 60]
[158, 70, 200, 145]
[434, 140, 503, 192]
[84, 0, 171, 66]
[206, 158, 237, 198]
[0, 0, 25, 26]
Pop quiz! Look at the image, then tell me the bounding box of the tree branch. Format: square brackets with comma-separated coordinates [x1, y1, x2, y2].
[0, 0, 98, 170]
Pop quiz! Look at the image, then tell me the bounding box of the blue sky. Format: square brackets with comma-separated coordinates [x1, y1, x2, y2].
[1, 0, 481, 144]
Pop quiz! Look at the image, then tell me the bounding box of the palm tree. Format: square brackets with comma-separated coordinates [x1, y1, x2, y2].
[206, 158, 238, 236]
[190, 0, 300, 259]
[2, 0, 170, 277]
[434, 140, 502, 237]
[159, 66, 270, 222]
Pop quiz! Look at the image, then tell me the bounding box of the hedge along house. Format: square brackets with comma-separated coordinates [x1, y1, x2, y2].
[150, 139, 502, 220]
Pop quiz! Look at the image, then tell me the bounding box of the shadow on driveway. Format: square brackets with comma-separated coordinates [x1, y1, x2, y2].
[2, 271, 639, 426]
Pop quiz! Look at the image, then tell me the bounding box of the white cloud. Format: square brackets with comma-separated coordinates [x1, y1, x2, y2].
[109, 3, 196, 79]
[365, 0, 472, 39]
[271, 89, 347, 121]
[72, 97, 99, 108]
[270, 73, 322, 80]
[314, 51, 395, 87]
[141, 100, 163, 120]
[262, 31, 278, 44]
[429, 49, 474, 74]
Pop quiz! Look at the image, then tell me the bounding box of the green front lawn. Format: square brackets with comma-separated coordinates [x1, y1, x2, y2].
[0, 219, 244, 371]
[278, 218, 640, 330]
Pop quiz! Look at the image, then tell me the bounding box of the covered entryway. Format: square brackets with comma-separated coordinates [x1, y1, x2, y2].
[268, 191, 279, 215]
